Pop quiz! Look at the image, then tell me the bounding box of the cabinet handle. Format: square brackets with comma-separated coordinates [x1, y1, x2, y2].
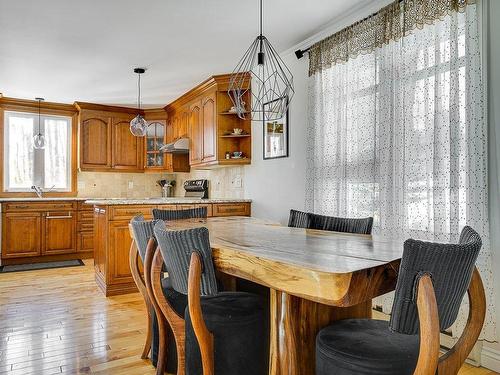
[46, 213, 73, 219]
[13, 205, 29, 209]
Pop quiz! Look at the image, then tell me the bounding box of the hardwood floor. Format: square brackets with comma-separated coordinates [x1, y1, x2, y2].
[0, 259, 497, 374]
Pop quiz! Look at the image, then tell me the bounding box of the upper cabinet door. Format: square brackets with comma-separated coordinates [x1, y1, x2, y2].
[111, 117, 144, 171]
[80, 116, 112, 170]
[189, 100, 203, 165]
[202, 92, 217, 163]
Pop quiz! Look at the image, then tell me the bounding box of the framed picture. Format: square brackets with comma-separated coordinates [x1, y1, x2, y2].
[263, 98, 289, 159]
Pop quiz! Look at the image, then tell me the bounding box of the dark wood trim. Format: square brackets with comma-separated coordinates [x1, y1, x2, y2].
[164, 73, 250, 112]
[74, 101, 144, 115]
[0, 97, 77, 114]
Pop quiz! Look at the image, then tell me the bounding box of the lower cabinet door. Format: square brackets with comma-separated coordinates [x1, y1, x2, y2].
[108, 220, 134, 284]
[77, 231, 94, 252]
[43, 211, 77, 255]
[2, 212, 42, 258]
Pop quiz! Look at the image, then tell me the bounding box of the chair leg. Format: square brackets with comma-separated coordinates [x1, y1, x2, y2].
[156, 314, 167, 375]
[141, 310, 153, 359]
[174, 328, 186, 375]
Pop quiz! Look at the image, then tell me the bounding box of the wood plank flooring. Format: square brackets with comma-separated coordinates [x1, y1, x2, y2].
[0, 259, 497, 374]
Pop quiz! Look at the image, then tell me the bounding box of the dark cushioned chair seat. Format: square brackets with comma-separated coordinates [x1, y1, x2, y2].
[185, 292, 269, 375]
[316, 319, 419, 375]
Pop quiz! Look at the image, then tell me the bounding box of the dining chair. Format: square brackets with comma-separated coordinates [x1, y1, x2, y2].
[310, 213, 373, 234]
[315, 226, 485, 375]
[146, 207, 209, 375]
[153, 206, 207, 221]
[288, 209, 312, 228]
[153, 222, 269, 375]
[129, 216, 181, 375]
[129, 216, 154, 360]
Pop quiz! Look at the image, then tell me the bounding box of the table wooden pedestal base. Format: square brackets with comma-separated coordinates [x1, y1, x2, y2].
[269, 289, 372, 375]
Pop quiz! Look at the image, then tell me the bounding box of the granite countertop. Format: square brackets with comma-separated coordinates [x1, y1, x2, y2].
[0, 197, 252, 205]
[0, 197, 88, 202]
[84, 198, 252, 205]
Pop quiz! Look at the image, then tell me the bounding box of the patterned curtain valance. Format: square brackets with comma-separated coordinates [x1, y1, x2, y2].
[308, 0, 475, 76]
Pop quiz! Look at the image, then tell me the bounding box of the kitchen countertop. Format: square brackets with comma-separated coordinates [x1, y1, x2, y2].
[0, 197, 252, 205]
[84, 198, 252, 205]
[0, 197, 88, 202]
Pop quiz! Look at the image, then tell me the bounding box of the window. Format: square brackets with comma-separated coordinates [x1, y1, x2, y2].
[3, 111, 72, 192]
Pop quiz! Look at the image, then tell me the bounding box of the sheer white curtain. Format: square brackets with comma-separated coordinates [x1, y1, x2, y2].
[306, 4, 496, 340]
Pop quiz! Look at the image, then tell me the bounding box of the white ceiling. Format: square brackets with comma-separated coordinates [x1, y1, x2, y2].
[0, 0, 366, 107]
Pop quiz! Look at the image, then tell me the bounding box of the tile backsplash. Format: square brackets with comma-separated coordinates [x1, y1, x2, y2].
[77, 172, 173, 198]
[175, 167, 245, 199]
[77, 167, 245, 199]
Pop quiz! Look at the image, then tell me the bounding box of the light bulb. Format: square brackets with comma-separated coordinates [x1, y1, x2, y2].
[33, 133, 46, 149]
[130, 114, 148, 137]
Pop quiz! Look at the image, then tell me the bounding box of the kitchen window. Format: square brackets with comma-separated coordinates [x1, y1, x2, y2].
[3, 111, 72, 192]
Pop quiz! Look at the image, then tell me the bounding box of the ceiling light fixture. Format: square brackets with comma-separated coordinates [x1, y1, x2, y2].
[228, 0, 294, 121]
[33, 97, 46, 149]
[130, 67, 148, 137]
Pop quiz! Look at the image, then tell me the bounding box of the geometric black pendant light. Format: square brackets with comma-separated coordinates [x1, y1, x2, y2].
[130, 67, 148, 137]
[228, 0, 294, 121]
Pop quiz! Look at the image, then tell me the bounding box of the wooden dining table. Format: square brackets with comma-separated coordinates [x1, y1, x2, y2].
[165, 216, 404, 375]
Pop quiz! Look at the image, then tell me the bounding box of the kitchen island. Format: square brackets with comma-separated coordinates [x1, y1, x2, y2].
[88, 198, 251, 296]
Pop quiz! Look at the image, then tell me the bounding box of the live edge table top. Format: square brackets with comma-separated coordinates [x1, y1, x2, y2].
[165, 217, 403, 307]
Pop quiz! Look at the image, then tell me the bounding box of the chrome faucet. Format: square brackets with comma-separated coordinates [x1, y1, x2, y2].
[31, 185, 43, 198]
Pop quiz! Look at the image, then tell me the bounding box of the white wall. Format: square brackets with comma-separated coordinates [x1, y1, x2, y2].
[243, 54, 309, 224]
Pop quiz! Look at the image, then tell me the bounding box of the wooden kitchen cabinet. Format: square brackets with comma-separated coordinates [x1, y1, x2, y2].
[189, 100, 203, 165]
[43, 211, 76, 255]
[145, 110, 190, 173]
[2, 212, 42, 258]
[1, 200, 93, 264]
[202, 92, 217, 163]
[112, 116, 144, 171]
[79, 114, 112, 170]
[76, 102, 145, 172]
[165, 74, 251, 169]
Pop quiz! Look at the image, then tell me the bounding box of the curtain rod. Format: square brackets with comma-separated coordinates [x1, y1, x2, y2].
[295, 0, 404, 59]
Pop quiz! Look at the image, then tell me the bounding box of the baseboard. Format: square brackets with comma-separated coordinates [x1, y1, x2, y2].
[481, 346, 500, 372]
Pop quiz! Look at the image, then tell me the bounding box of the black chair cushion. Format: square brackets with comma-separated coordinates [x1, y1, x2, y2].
[185, 292, 269, 375]
[316, 319, 419, 375]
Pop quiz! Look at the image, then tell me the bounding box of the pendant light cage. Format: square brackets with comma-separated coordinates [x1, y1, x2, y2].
[228, 0, 294, 121]
[130, 67, 148, 137]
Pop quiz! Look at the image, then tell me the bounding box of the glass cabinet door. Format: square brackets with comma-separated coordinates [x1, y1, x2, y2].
[145, 121, 165, 168]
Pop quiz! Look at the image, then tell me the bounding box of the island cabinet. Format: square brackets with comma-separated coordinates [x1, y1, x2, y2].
[75, 102, 144, 172]
[1, 200, 94, 265]
[92, 201, 251, 296]
[165, 73, 252, 169]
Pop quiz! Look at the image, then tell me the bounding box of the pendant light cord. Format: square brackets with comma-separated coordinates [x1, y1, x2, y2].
[38, 99, 41, 135]
[260, 0, 263, 37]
[137, 73, 141, 110]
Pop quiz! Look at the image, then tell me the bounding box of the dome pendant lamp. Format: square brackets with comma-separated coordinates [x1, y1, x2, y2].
[130, 67, 148, 137]
[33, 97, 46, 149]
[228, 0, 294, 121]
